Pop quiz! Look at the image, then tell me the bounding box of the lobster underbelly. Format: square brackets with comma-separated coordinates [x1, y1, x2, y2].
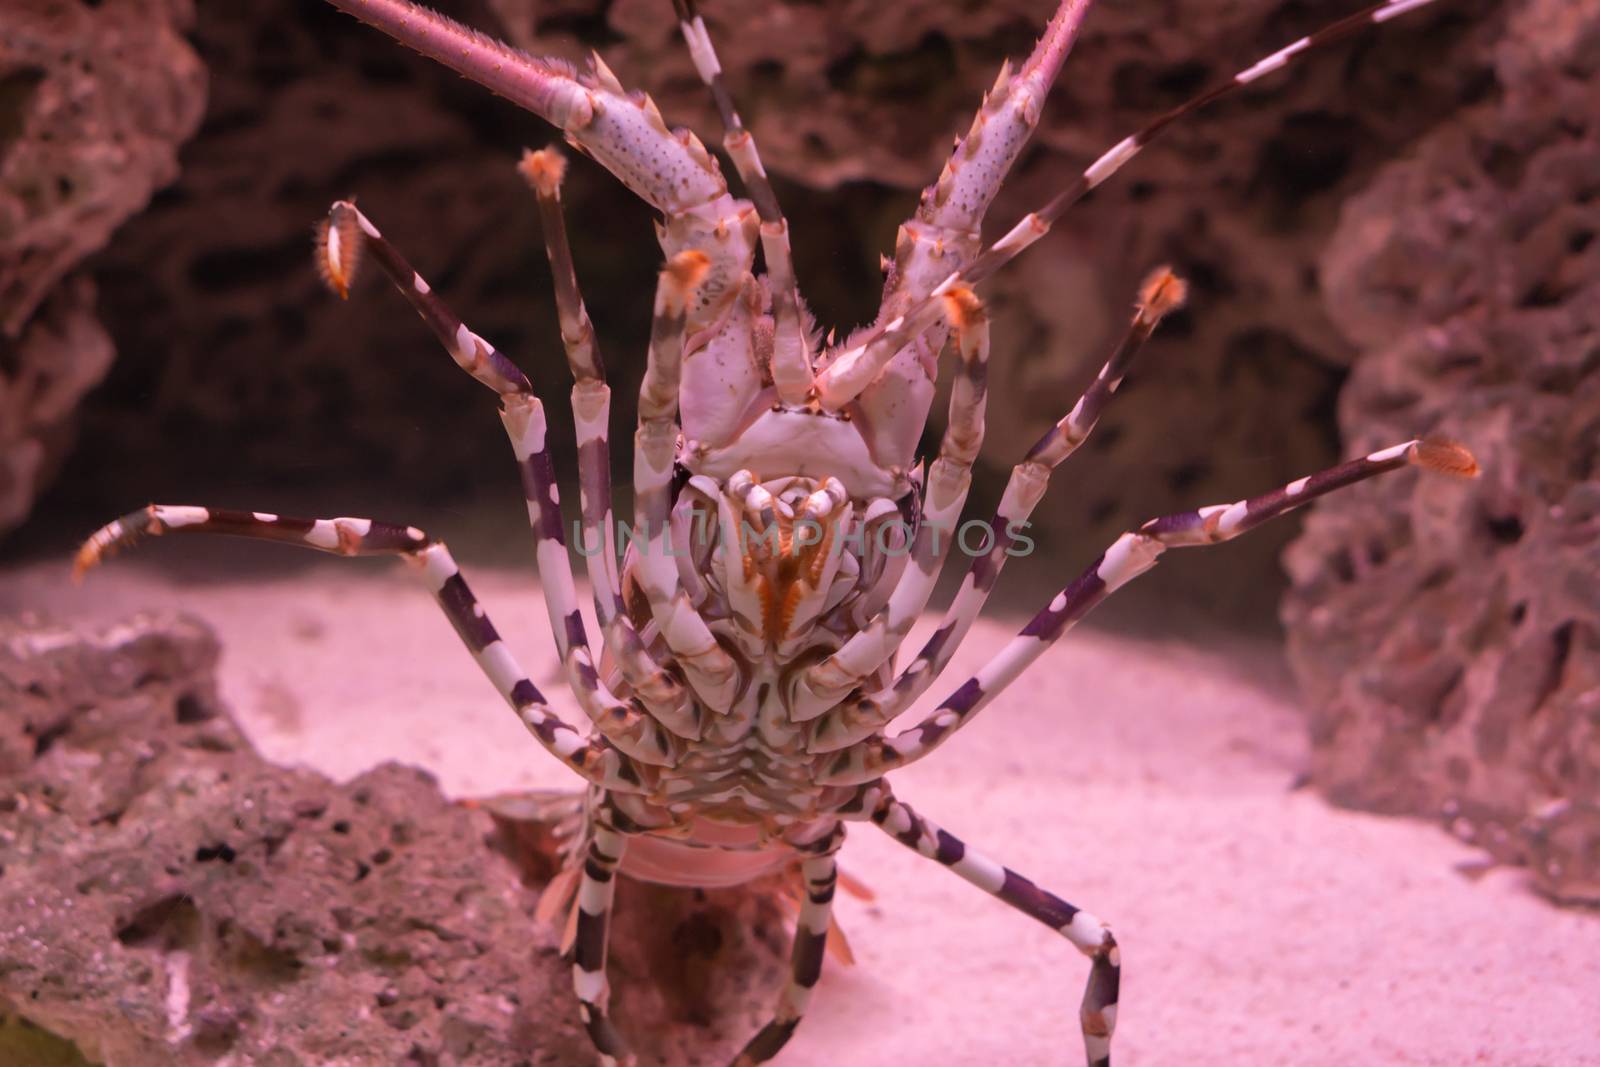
[615, 817, 811, 889]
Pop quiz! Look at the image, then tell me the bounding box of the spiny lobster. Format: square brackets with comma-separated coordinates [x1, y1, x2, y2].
[76, 1, 1480, 1063]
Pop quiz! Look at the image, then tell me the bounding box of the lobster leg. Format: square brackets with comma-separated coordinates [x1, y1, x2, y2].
[808, 269, 1186, 752]
[728, 828, 846, 1067]
[73, 507, 643, 791]
[572, 817, 635, 1067]
[520, 149, 703, 741]
[320, 201, 682, 766]
[819, 0, 1447, 415]
[872, 791, 1119, 1067]
[790, 288, 990, 720]
[823, 437, 1480, 784]
[569, 813, 846, 1067]
[633, 254, 742, 709]
[673, 0, 812, 404]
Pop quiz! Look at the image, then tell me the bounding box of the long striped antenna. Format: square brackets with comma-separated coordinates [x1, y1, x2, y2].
[814, 0, 1445, 410]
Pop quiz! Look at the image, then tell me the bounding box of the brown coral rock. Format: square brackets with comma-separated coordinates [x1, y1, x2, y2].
[0, 612, 789, 1065]
[0, 278, 114, 534]
[68, 0, 597, 515]
[0, 0, 206, 534]
[1282, 0, 1600, 905]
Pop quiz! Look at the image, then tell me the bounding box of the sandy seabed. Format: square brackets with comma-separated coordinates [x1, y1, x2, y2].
[7, 549, 1599, 1067]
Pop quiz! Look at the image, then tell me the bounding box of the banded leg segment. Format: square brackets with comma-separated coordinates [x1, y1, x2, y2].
[823, 437, 1479, 783]
[730, 828, 846, 1067]
[568, 816, 846, 1067]
[520, 148, 700, 740]
[790, 287, 991, 721]
[809, 268, 1186, 752]
[73, 506, 642, 790]
[322, 201, 684, 762]
[671, 0, 782, 229]
[873, 793, 1119, 1067]
[632, 253, 741, 709]
[816, 0, 1447, 411]
[572, 820, 635, 1067]
[320, 200, 530, 395]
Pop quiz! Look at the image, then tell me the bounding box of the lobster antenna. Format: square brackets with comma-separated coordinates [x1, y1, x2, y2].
[815, 0, 1445, 410]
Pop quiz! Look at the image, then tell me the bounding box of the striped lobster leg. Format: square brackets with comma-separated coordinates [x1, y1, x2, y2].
[519, 148, 702, 742]
[808, 268, 1186, 752]
[569, 812, 844, 1067]
[790, 287, 991, 722]
[816, 0, 1446, 412]
[672, 0, 812, 404]
[729, 827, 847, 1067]
[72, 507, 641, 791]
[571, 817, 635, 1067]
[632, 253, 742, 710]
[871, 792, 1119, 1067]
[823, 437, 1481, 784]
[318, 201, 680, 767]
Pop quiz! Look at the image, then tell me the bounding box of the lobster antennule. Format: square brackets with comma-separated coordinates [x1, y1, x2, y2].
[670, 0, 816, 404]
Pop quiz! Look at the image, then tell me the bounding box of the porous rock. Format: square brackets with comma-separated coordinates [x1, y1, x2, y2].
[0, 0, 205, 534]
[68, 0, 585, 514]
[0, 279, 114, 535]
[1281, 0, 1600, 905]
[0, 611, 789, 1065]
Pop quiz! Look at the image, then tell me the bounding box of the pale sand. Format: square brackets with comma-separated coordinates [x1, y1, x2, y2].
[7, 552, 1598, 1066]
